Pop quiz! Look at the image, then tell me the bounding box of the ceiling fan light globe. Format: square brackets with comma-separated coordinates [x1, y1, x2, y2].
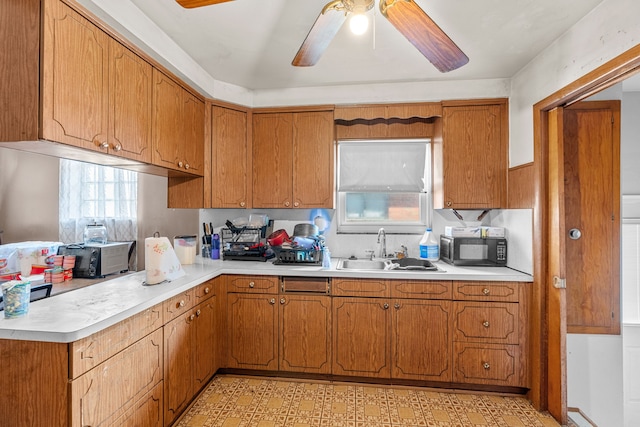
[349, 14, 369, 35]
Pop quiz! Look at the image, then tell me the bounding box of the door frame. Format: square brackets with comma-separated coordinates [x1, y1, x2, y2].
[530, 43, 640, 417]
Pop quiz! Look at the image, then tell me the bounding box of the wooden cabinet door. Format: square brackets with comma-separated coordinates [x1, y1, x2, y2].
[211, 105, 249, 208]
[226, 293, 278, 370]
[437, 103, 506, 209]
[164, 311, 193, 426]
[182, 92, 205, 175]
[41, 0, 109, 150]
[152, 69, 182, 171]
[392, 299, 452, 382]
[279, 294, 331, 374]
[109, 39, 152, 162]
[292, 111, 334, 208]
[110, 382, 163, 427]
[252, 113, 293, 208]
[70, 329, 163, 427]
[193, 299, 217, 391]
[332, 297, 390, 378]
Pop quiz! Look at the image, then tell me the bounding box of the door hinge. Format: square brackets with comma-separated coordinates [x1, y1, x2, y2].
[553, 276, 566, 289]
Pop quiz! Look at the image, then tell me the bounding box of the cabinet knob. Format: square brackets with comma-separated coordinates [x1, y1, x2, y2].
[269, 298, 276, 305]
[483, 362, 491, 370]
[249, 281, 255, 288]
[482, 321, 490, 328]
[446, 201, 452, 207]
[383, 303, 389, 310]
[482, 288, 490, 295]
[189, 314, 195, 321]
[394, 303, 401, 310]
[178, 161, 184, 168]
[99, 141, 109, 149]
[280, 298, 286, 304]
[294, 201, 299, 207]
[204, 287, 210, 294]
[178, 300, 185, 308]
[185, 163, 190, 170]
[196, 309, 201, 317]
[240, 201, 246, 207]
[284, 201, 290, 207]
[112, 142, 122, 152]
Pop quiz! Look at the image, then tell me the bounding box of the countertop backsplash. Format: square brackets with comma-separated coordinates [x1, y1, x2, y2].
[199, 207, 533, 275]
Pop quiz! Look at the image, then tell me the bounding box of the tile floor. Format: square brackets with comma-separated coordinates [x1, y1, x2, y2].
[174, 375, 561, 427]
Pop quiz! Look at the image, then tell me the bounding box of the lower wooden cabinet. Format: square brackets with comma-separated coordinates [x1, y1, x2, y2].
[164, 298, 217, 426]
[70, 328, 164, 426]
[392, 299, 452, 382]
[109, 382, 164, 427]
[332, 297, 391, 378]
[226, 292, 279, 370]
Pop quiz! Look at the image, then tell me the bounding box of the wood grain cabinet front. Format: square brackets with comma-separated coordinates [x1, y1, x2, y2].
[227, 275, 278, 293]
[252, 109, 334, 209]
[69, 328, 164, 427]
[452, 281, 528, 388]
[433, 100, 508, 209]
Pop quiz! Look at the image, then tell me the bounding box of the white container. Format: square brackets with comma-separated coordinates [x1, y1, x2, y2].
[173, 235, 196, 265]
[444, 226, 482, 238]
[419, 228, 439, 261]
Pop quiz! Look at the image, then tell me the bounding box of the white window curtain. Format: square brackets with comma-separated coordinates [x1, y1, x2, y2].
[59, 159, 138, 244]
[338, 140, 428, 192]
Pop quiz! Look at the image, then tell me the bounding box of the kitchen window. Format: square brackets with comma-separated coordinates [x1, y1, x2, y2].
[59, 159, 138, 243]
[337, 139, 430, 233]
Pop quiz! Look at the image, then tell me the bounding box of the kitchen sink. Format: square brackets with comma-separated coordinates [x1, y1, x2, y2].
[336, 259, 391, 270]
[336, 258, 441, 272]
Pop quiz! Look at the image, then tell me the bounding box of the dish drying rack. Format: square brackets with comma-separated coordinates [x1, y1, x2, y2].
[221, 226, 270, 261]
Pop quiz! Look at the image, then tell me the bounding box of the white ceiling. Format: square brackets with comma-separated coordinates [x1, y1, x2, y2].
[121, 0, 606, 91]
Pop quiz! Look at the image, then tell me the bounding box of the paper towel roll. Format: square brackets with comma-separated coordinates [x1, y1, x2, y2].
[145, 236, 186, 285]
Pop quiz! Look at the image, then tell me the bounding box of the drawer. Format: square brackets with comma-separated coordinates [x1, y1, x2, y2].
[453, 342, 524, 387]
[227, 275, 278, 293]
[332, 278, 390, 298]
[453, 302, 519, 344]
[453, 281, 520, 302]
[390, 280, 452, 299]
[193, 278, 216, 304]
[163, 290, 193, 323]
[69, 303, 163, 379]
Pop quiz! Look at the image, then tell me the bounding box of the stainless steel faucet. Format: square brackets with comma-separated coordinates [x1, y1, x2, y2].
[377, 227, 387, 258]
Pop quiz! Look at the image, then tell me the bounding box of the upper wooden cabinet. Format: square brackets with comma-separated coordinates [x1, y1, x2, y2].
[41, 0, 153, 162]
[41, 0, 110, 151]
[433, 99, 508, 209]
[152, 69, 205, 176]
[252, 109, 334, 209]
[210, 104, 251, 208]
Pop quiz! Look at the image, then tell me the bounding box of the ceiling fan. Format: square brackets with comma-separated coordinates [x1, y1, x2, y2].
[175, 0, 469, 73]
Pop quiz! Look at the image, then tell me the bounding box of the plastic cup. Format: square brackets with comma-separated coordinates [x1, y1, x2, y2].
[2, 280, 31, 318]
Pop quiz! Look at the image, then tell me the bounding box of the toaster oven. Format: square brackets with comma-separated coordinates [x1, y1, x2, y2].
[57, 242, 131, 278]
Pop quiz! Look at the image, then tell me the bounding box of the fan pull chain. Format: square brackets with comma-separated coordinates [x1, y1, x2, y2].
[372, 1, 377, 50]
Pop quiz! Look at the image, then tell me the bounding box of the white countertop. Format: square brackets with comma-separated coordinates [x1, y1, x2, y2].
[0, 257, 531, 343]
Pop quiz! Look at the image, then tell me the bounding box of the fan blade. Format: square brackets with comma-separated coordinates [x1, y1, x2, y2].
[292, 1, 348, 67]
[380, 0, 468, 72]
[175, 0, 233, 9]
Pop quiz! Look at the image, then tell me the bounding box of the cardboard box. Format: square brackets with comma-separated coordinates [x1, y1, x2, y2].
[481, 227, 506, 238]
[444, 226, 482, 238]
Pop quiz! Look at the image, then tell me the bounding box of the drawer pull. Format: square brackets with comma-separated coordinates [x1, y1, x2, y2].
[196, 309, 201, 317]
[394, 303, 401, 310]
[482, 321, 490, 328]
[483, 362, 490, 370]
[269, 298, 276, 305]
[249, 281, 255, 288]
[280, 298, 286, 304]
[383, 303, 389, 310]
[178, 300, 185, 308]
[189, 314, 195, 321]
[482, 288, 490, 295]
[204, 287, 210, 294]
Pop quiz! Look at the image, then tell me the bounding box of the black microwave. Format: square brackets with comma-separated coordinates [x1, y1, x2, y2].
[439, 235, 507, 266]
